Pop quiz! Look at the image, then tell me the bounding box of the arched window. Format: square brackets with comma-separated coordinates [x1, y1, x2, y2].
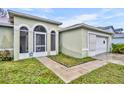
[33, 25, 47, 52]
[20, 26, 28, 31]
[51, 31, 56, 51]
[34, 25, 46, 32]
[20, 26, 28, 53]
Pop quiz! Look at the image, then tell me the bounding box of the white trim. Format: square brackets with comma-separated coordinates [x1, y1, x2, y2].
[87, 31, 89, 52]
[32, 23, 49, 33]
[50, 28, 56, 32]
[20, 30, 28, 32]
[82, 48, 89, 51]
[19, 53, 29, 59]
[19, 52, 48, 59]
[18, 24, 31, 31]
[34, 32, 46, 34]
[88, 31, 110, 38]
[50, 51, 57, 55]
[33, 52, 47, 57]
[0, 48, 13, 51]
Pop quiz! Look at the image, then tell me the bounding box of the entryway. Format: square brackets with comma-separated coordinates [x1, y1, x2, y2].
[33, 25, 47, 57]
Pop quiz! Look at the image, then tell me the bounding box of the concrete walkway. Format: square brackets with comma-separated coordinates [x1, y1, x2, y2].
[37, 53, 124, 83]
[37, 57, 108, 83]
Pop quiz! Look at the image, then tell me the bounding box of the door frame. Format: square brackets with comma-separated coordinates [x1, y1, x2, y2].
[33, 32, 47, 57]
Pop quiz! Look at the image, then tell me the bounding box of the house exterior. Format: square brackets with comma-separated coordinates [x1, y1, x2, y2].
[114, 28, 123, 34]
[59, 23, 113, 58]
[99, 26, 124, 44]
[0, 10, 113, 60]
[0, 10, 62, 60]
[112, 33, 124, 44]
[98, 26, 115, 33]
[113, 28, 124, 44]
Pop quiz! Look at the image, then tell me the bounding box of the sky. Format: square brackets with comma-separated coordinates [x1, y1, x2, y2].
[7, 8, 124, 28]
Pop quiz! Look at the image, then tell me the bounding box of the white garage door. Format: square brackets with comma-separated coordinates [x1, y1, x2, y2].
[88, 33, 108, 56]
[96, 36, 107, 55]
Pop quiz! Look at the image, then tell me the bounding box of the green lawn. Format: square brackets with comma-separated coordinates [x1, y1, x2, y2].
[71, 63, 124, 84]
[0, 58, 64, 84]
[0, 58, 124, 84]
[48, 53, 95, 67]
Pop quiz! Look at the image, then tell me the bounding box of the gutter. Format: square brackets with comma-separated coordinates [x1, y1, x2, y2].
[0, 23, 13, 27]
[60, 23, 113, 34]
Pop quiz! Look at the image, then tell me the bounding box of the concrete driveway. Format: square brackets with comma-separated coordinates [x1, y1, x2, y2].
[93, 53, 124, 65]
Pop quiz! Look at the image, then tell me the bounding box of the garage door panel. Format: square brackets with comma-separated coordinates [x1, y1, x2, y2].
[96, 36, 107, 55]
[89, 34, 96, 51]
[88, 33, 108, 56]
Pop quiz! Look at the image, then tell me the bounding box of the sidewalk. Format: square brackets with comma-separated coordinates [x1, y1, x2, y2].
[37, 57, 108, 83]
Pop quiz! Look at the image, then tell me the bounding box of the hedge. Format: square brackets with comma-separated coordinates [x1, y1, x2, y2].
[0, 50, 13, 61]
[112, 44, 124, 54]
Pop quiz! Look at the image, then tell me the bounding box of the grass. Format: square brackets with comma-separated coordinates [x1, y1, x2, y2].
[71, 63, 124, 84]
[0, 58, 124, 84]
[48, 53, 96, 67]
[0, 58, 64, 84]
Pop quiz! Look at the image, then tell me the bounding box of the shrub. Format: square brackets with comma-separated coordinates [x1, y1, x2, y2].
[112, 44, 124, 54]
[0, 50, 13, 61]
[119, 47, 124, 54]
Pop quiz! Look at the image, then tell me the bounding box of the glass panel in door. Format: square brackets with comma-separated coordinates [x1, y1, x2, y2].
[36, 33, 46, 52]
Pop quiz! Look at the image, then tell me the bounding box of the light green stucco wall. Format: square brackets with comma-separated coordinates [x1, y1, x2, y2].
[60, 28, 87, 58]
[14, 16, 60, 60]
[60, 27, 112, 58]
[0, 26, 13, 56]
[0, 27, 13, 49]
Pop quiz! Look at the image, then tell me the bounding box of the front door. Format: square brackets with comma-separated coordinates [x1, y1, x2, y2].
[34, 32, 47, 56]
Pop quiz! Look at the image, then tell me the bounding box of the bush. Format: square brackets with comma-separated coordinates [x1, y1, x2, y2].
[0, 50, 13, 61]
[112, 44, 124, 54]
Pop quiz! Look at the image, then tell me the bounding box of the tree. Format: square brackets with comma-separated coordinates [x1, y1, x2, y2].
[0, 8, 7, 18]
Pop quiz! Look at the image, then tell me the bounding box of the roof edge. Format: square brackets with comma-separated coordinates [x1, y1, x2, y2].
[0, 23, 13, 27]
[60, 23, 113, 34]
[8, 9, 62, 25]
